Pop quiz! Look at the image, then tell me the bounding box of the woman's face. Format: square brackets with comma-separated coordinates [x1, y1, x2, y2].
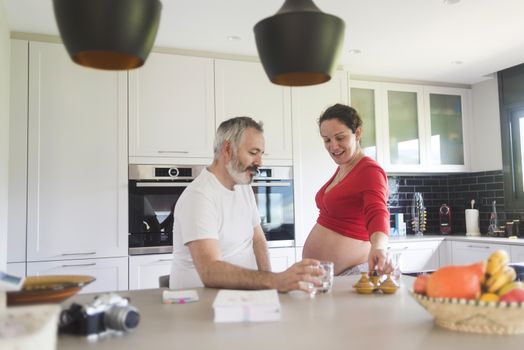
[319, 118, 361, 165]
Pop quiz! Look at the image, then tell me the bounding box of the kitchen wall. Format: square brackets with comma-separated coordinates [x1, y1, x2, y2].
[0, 3, 10, 270]
[388, 170, 524, 236]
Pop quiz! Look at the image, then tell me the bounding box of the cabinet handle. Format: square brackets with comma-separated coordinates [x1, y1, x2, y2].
[61, 252, 96, 256]
[467, 245, 490, 249]
[158, 259, 172, 262]
[157, 150, 189, 154]
[61, 262, 97, 268]
[251, 182, 291, 187]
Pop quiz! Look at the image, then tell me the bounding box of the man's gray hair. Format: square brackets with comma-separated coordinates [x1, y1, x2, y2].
[213, 117, 263, 159]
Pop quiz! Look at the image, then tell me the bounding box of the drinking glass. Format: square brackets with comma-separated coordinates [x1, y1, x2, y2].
[388, 251, 402, 283]
[316, 261, 334, 293]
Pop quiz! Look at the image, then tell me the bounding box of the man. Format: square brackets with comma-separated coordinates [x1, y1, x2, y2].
[170, 117, 322, 292]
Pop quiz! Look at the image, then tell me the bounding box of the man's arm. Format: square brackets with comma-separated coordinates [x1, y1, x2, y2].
[187, 239, 322, 292]
[252, 225, 271, 272]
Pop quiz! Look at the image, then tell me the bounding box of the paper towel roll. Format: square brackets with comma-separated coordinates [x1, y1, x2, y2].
[465, 209, 480, 236]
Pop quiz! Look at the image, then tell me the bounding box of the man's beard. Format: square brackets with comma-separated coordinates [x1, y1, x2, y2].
[226, 153, 257, 185]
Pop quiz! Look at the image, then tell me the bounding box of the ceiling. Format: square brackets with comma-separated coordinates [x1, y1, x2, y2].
[3, 0, 524, 85]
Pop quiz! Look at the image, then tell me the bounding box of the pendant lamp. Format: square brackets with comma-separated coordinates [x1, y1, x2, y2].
[254, 0, 345, 87]
[52, 0, 162, 70]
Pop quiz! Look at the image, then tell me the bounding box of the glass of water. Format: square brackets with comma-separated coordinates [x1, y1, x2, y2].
[388, 250, 402, 283]
[316, 261, 334, 293]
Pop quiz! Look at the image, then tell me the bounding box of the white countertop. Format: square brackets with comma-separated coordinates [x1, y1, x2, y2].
[57, 276, 524, 350]
[389, 234, 524, 246]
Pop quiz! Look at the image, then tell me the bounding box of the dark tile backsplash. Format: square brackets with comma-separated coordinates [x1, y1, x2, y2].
[387, 170, 524, 235]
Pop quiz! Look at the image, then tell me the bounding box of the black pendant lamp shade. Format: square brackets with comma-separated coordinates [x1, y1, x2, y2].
[254, 0, 345, 87]
[52, 0, 162, 70]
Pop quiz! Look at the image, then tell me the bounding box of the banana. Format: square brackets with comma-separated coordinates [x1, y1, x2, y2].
[484, 266, 516, 293]
[486, 250, 509, 276]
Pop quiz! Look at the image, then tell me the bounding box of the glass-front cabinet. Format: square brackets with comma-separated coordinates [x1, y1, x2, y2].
[424, 86, 470, 172]
[349, 80, 383, 162]
[349, 80, 470, 173]
[385, 83, 425, 172]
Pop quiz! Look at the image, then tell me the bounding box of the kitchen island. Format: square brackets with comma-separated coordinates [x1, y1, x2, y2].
[58, 276, 524, 350]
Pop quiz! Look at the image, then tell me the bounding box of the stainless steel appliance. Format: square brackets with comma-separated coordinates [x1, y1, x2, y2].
[252, 166, 295, 247]
[128, 165, 295, 255]
[128, 164, 205, 255]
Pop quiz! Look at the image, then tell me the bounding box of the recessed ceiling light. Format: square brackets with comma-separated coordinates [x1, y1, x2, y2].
[451, 60, 463, 65]
[227, 35, 242, 41]
[443, 0, 460, 5]
[348, 49, 362, 55]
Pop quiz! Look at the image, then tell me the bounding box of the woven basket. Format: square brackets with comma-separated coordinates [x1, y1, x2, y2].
[411, 291, 524, 335]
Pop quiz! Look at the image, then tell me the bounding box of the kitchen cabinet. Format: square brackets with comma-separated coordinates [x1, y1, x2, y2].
[424, 86, 470, 172]
[215, 59, 292, 164]
[510, 245, 524, 263]
[384, 82, 426, 171]
[291, 70, 349, 247]
[349, 80, 471, 173]
[129, 254, 173, 290]
[25, 41, 128, 262]
[388, 240, 440, 272]
[128, 52, 215, 163]
[349, 80, 384, 162]
[6, 262, 26, 277]
[268, 247, 296, 272]
[450, 241, 510, 265]
[7, 39, 28, 263]
[27, 257, 128, 293]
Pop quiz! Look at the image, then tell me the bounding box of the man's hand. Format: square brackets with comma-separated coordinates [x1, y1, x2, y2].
[272, 259, 323, 293]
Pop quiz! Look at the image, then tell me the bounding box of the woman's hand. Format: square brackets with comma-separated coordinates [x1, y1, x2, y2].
[368, 231, 392, 274]
[368, 247, 393, 274]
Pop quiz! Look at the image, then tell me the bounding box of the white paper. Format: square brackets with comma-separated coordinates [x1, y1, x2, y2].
[212, 289, 281, 323]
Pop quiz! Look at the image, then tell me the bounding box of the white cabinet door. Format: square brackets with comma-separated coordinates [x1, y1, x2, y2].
[215, 59, 292, 163]
[451, 241, 510, 265]
[26, 42, 128, 262]
[27, 257, 128, 293]
[291, 70, 349, 247]
[7, 262, 26, 277]
[129, 254, 173, 290]
[388, 241, 440, 272]
[268, 247, 296, 273]
[510, 245, 524, 263]
[128, 52, 215, 162]
[7, 39, 28, 263]
[422, 86, 470, 172]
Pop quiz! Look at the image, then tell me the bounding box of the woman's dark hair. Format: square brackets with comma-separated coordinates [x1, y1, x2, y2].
[318, 103, 362, 133]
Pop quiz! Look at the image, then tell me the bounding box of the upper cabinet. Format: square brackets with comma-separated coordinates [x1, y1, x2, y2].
[214, 59, 293, 163]
[26, 41, 128, 261]
[128, 52, 215, 163]
[350, 80, 471, 173]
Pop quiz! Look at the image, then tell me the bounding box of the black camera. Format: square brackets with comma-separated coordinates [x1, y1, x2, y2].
[59, 293, 140, 336]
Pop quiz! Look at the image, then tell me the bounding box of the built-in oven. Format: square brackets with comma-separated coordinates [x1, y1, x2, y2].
[128, 164, 205, 255]
[128, 164, 295, 255]
[252, 166, 295, 247]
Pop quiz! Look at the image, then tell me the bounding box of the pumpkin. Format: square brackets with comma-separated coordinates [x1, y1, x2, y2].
[426, 262, 485, 300]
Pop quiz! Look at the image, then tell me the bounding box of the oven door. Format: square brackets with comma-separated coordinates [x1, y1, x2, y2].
[128, 181, 190, 254]
[251, 179, 294, 247]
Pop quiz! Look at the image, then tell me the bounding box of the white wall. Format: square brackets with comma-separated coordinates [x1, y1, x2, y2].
[470, 77, 503, 172]
[0, 3, 10, 271]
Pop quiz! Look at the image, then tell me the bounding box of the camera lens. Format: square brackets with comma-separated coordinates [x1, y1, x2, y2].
[104, 305, 140, 332]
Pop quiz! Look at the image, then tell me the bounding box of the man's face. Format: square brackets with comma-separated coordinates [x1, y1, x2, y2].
[226, 128, 265, 185]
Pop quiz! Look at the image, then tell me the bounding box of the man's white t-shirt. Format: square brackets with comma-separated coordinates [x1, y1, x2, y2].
[170, 168, 260, 289]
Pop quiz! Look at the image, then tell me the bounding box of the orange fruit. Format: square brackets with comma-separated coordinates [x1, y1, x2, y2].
[413, 274, 430, 295]
[426, 262, 485, 300]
